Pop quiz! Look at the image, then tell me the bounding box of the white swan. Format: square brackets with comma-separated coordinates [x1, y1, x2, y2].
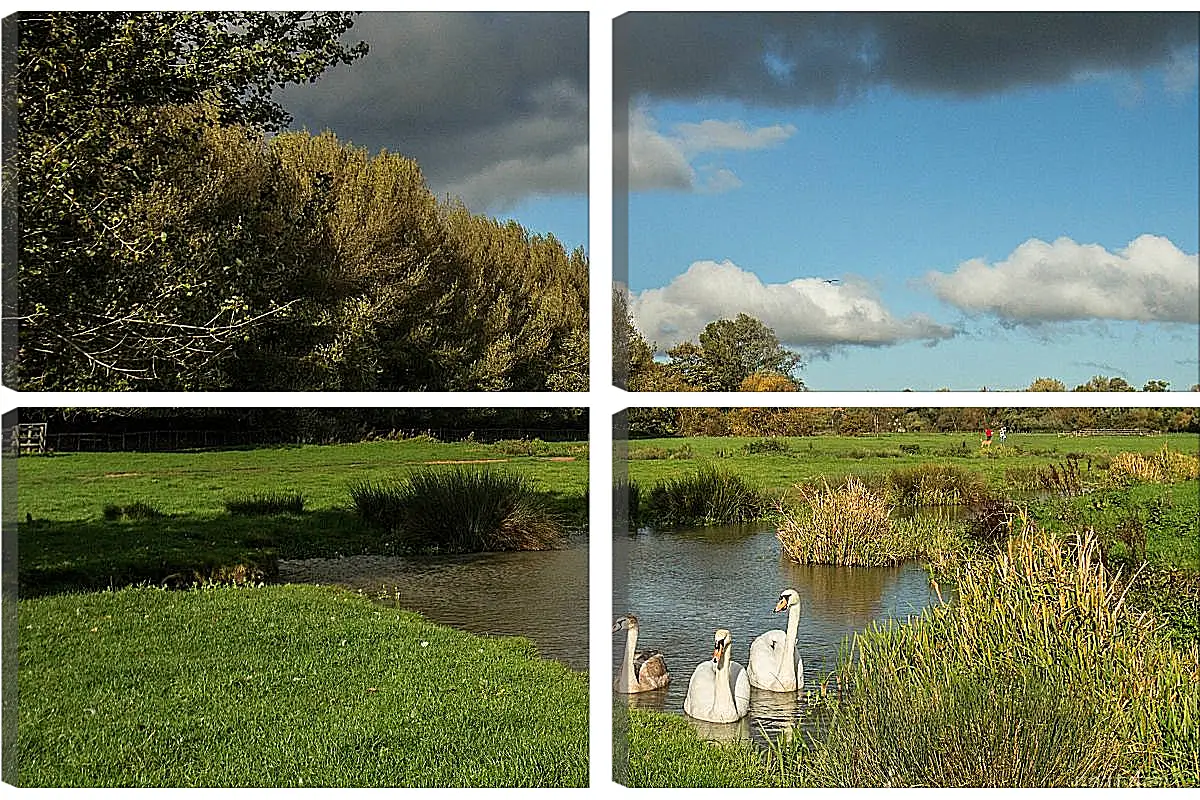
[613, 614, 670, 693]
[683, 628, 751, 722]
[747, 588, 804, 691]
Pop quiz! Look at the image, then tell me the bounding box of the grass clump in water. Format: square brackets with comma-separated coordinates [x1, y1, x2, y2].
[644, 465, 764, 527]
[776, 479, 955, 567]
[349, 467, 565, 553]
[792, 523, 1200, 787]
[223, 492, 305, 516]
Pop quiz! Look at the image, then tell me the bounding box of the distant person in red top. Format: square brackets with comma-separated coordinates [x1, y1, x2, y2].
[984, 428, 993, 442]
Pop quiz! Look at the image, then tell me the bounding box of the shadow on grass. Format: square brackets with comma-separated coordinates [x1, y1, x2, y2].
[19, 491, 587, 599]
[17, 510, 392, 598]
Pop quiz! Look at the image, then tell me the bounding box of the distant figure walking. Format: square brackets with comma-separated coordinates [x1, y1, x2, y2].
[982, 427, 993, 449]
[999, 426, 1007, 443]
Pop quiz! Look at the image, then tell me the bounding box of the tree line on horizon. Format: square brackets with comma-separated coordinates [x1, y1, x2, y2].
[17, 407, 588, 444]
[12, 12, 587, 392]
[623, 406, 1199, 439]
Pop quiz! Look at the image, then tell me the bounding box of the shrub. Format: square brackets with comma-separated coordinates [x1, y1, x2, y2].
[898, 444, 921, 455]
[1037, 460, 1084, 496]
[102, 504, 123, 521]
[668, 443, 695, 460]
[644, 466, 764, 527]
[223, 492, 305, 516]
[348, 468, 564, 553]
[966, 498, 1018, 544]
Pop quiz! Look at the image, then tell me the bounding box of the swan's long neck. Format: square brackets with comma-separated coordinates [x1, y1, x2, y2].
[622, 626, 638, 678]
[715, 644, 734, 700]
[784, 601, 800, 653]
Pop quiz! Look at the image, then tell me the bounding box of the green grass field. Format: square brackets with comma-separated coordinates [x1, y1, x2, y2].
[16, 438, 590, 787]
[625, 432, 1195, 499]
[18, 585, 588, 787]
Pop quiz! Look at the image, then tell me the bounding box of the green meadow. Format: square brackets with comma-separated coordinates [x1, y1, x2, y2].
[16, 438, 589, 787]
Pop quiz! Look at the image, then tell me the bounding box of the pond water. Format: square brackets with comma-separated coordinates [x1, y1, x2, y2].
[613, 523, 946, 742]
[279, 534, 588, 671]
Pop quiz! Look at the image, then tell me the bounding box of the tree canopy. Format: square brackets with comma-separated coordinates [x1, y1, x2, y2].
[665, 314, 804, 392]
[12, 12, 587, 391]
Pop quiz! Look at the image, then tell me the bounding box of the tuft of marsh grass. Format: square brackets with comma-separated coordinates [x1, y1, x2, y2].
[348, 468, 565, 553]
[223, 492, 304, 516]
[883, 463, 990, 506]
[744, 438, 789, 455]
[1109, 446, 1200, 486]
[794, 522, 1200, 787]
[102, 501, 165, 521]
[644, 465, 765, 527]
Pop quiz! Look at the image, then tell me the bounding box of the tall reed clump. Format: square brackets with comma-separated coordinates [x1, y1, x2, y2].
[884, 463, 990, 506]
[644, 465, 764, 527]
[793, 522, 1200, 787]
[348, 468, 565, 553]
[776, 479, 955, 567]
[1109, 446, 1200, 486]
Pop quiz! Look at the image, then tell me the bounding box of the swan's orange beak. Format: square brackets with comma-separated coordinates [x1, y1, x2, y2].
[711, 638, 725, 663]
[774, 596, 789, 613]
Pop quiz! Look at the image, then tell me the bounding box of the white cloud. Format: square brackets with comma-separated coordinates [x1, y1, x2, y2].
[926, 234, 1199, 324]
[443, 143, 587, 212]
[628, 107, 694, 191]
[673, 119, 797, 153]
[631, 260, 956, 351]
[627, 106, 796, 192]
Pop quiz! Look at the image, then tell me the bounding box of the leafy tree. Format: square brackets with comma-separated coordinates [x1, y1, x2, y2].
[666, 314, 804, 392]
[14, 12, 367, 389]
[1073, 375, 1136, 392]
[1027, 377, 1067, 392]
[738, 372, 801, 392]
[1142, 379, 1170, 392]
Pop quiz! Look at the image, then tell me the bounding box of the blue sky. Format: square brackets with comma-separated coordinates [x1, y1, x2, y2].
[620, 13, 1198, 390]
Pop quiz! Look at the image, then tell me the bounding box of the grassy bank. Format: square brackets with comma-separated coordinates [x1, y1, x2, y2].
[17, 439, 587, 596]
[18, 584, 588, 787]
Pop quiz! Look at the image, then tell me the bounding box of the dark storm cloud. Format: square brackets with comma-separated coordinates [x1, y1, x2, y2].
[615, 12, 1198, 105]
[276, 12, 587, 211]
